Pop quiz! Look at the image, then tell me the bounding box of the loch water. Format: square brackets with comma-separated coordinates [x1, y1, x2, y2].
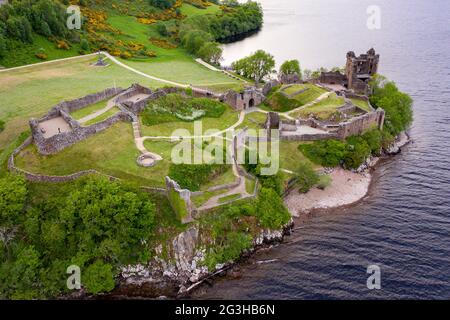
[194, 0, 450, 299]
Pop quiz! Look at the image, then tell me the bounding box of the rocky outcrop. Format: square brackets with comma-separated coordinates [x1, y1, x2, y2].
[119, 220, 294, 298]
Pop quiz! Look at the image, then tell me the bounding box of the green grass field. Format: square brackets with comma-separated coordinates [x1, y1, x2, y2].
[0, 55, 164, 155]
[13, 122, 172, 186]
[179, 3, 222, 16]
[83, 106, 121, 126]
[289, 83, 327, 105]
[140, 107, 239, 137]
[236, 111, 267, 134]
[350, 98, 372, 112]
[292, 93, 345, 120]
[71, 98, 112, 120]
[105, 12, 242, 91]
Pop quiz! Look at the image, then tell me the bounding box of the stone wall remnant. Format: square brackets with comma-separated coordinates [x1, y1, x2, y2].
[166, 176, 195, 224]
[220, 87, 265, 110]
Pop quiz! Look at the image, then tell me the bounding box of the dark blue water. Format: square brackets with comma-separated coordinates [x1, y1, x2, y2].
[194, 0, 450, 299]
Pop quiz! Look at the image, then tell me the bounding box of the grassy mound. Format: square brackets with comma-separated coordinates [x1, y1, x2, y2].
[141, 93, 226, 126]
[293, 93, 345, 120]
[264, 84, 327, 112]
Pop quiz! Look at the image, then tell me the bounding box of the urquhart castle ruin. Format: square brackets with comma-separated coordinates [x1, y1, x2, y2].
[6, 49, 384, 222]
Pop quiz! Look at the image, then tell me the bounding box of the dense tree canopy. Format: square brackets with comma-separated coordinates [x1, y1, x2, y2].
[0, 176, 157, 299]
[370, 75, 413, 135]
[279, 59, 301, 76]
[231, 50, 275, 83]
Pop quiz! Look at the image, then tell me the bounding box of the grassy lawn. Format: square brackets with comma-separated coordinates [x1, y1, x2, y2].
[71, 98, 111, 120]
[191, 189, 226, 207]
[290, 83, 327, 105]
[245, 177, 257, 194]
[236, 111, 267, 134]
[83, 107, 121, 126]
[247, 140, 318, 172]
[70, 100, 108, 120]
[14, 122, 172, 187]
[122, 57, 241, 90]
[179, 3, 222, 16]
[218, 193, 241, 203]
[292, 93, 345, 120]
[350, 98, 372, 112]
[0, 55, 164, 157]
[281, 83, 309, 96]
[200, 167, 236, 191]
[140, 107, 239, 137]
[106, 13, 241, 91]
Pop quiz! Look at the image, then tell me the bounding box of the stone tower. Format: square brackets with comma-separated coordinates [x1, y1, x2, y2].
[345, 48, 380, 94]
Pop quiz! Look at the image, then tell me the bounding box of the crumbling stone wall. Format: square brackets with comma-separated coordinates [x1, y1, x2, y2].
[278, 73, 301, 84]
[262, 80, 280, 96]
[319, 71, 346, 85]
[166, 176, 194, 224]
[336, 108, 385, 139]
[220, 87, 265, 110]
[31, 108, 132, 155]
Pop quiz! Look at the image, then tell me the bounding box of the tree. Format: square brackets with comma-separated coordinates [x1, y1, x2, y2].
[256, 188, 291, 229]
[8, 246, 42, 299]
[279, 59, 301, 76]
[295, 162, 319, 193]
[149, 0, 176, 9]
[231, 50, 275, 84]
[197, 41, 223, 65]
[83, 260, 115, 294]
[370, 77, 413, 135]
[0, 174, 27, 228]
[80, 39, 89, 52]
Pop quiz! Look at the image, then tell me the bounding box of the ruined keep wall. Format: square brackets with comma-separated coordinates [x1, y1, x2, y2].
[166, 176, 194, 224]
[31, 110, 132, 155]
[58, 87, 124, 114]
[336, 109, 385, 139]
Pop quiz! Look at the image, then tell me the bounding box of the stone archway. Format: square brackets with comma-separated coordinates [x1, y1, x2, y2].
[248, 98, 255, 108]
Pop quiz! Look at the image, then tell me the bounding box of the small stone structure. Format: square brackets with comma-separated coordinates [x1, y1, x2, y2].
[278, 73, 301, 84]
[166, 176, 194, 224]
[262, 79, 280, 96]
[220, 87, 265, 110]
[93, 52, 108, 66]
[320, 71, 346, 85]
[30, 87, 128, 154]
[319, 48, 380, 94]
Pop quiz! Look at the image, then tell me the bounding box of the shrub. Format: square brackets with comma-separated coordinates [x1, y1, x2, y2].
[168, 164, 228, 191]
[203, 232, 252, 271]
[256, 188, 291, 229]
[80, 39, 90, 51]
[295, 162, 319, 193]
[299, 140, 347, 168]
[83, 260, 115, 294]
[317, 175, 332, 190]
[344, 136, 371, 169]
[0, 119, 5, 133]
[141, 94, 226, 126]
